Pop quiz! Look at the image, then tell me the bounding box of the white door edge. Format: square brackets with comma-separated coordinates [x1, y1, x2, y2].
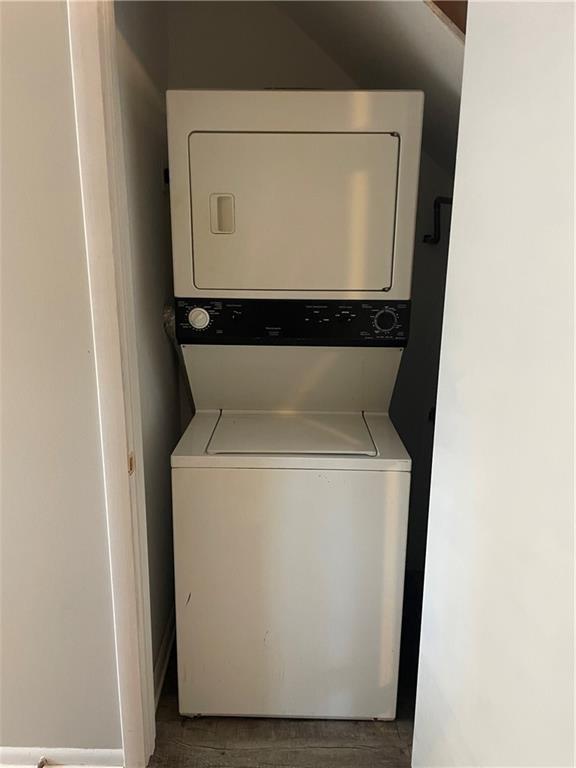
[66, 1, 155, 765]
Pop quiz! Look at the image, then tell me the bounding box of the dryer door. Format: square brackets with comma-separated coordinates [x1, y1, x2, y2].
[188, 132, 399, 292]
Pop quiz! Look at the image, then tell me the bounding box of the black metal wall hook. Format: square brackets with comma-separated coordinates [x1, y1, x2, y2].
[423, 196, 453, 245]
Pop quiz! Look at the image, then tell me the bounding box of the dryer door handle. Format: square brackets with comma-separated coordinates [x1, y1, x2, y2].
[210, 193, 235, 234]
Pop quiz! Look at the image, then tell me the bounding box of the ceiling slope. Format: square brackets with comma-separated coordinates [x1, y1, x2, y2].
[278, 1, 464, 172]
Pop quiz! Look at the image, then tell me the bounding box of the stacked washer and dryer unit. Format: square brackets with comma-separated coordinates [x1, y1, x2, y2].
[168, 90, 423, 720]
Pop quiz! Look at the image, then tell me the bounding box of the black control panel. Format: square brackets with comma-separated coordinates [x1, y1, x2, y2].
[175, 298, 410, 347]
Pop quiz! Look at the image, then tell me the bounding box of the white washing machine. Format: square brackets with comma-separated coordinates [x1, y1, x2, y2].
[167, 90, 423, 719]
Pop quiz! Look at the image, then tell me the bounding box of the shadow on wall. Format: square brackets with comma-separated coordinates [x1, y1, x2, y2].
[390, 152, 453, 706]
[164, 1, 355, 90]
[391, 152, 454, 578]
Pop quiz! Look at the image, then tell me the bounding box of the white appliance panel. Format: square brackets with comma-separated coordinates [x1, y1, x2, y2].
[189, 132, 399, 291]
[173, 467, 410, 718]
[182, 345, 403, 413]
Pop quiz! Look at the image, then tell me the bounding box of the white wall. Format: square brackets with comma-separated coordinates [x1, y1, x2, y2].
[0, 0, 121, 750]
[414, 3, 574, 766]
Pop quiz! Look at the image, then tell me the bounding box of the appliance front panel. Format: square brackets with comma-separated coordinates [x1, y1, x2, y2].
[189, 132, 399, 292]
[173, 467, 409, 718]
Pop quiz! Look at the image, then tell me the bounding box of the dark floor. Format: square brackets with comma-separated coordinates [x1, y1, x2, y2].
[150, 575, 421, 767]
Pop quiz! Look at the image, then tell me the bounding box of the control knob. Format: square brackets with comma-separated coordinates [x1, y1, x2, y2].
[374, 309, 397, 333]
[188, 307, 210, 330]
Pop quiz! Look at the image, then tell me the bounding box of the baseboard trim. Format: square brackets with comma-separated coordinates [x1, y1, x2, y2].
[0, 747, 123, 767]
[153, 607, 175, 709]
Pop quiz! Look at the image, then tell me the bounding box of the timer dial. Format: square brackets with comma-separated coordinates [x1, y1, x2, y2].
[188, 307, 210, 330]
[374, 308, 397, 332]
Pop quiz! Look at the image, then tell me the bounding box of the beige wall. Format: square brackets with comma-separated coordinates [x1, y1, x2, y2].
[414, 2, 574, 765]
[0, 0, 121, 750]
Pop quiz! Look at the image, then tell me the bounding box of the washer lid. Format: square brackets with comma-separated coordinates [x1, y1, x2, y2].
[207, 411, 377, 456]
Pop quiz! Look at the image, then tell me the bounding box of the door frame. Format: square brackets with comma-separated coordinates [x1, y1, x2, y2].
[67, 1, 155, 764]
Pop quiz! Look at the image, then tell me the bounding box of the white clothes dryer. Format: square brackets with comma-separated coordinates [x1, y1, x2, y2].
[167, 90, 423, 719]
